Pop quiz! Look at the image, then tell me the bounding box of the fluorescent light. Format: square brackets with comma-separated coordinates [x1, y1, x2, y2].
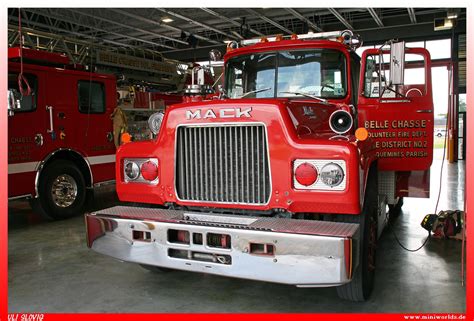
[434, 18, 454, 31]
[223, 40, 232, 44]
[162, 17, 174, 23]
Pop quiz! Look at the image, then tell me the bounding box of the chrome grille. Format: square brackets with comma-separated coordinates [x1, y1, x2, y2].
[176, 124, 271, 204]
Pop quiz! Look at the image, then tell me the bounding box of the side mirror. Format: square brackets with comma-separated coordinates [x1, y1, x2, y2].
[389, 41, 405, 85]
[7, 89, 21, 116]
[209, 49, 222, 62]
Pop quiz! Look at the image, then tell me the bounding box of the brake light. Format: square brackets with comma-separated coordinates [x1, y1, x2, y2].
[294, 162, 318, 186]
[141, 161, 158, 181]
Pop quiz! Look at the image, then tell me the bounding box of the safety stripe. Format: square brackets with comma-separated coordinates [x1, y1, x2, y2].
[87, 154, 116, 165]
[8, 154, 116, 175]
[8, 161, 40, 174]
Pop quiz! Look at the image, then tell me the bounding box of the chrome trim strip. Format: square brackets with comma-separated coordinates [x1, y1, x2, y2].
[93, 179, 116, 188]
[8, 194, 33, 201]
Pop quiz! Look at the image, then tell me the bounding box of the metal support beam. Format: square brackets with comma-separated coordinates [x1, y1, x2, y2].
[367, 8, 384, 27]
[245, 9, 293, 35]
[156, 8, 240, 41]
[67, 9, 179, 49]
[328, 8, 353, 30]
[109, 9, 221, 45]
[407, 8, 417, 24]
[9, 17, 134, 50]
[200, 8, 264, 37]
[285, 8, 323, 32]
[21, 9, 169, 51]
[108, 9, 220, 45]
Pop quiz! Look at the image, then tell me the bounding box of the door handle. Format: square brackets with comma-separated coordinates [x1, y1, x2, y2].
[46, 105, 54, 133]
[416, 109, 432, 113]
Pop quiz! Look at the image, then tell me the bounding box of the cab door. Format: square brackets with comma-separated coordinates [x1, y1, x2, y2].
[357, 47, 434, 172]
[73, 76, 116, 182]
[8, 67, 48, 197]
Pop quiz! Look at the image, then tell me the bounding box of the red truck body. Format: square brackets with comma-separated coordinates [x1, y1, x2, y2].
[8, 48, 117, 218]
[85, 32, 434, 301]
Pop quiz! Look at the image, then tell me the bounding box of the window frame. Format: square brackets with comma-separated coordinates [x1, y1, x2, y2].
[224, 48, 349, 100]
[77, 80, 106, 114]
[8, 73, 38, 113]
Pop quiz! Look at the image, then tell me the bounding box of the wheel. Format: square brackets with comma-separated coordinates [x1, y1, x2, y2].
[36, 160, 87, 220]
[139, 264, 173, 273]
[388, 197, 404, 217]
[336, 167, 378, 301]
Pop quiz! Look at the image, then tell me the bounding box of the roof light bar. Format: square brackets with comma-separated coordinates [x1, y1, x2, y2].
[239, 30, 362, 51]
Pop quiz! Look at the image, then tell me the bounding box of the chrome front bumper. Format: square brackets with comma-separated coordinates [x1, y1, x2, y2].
[85, 206, 360, 287]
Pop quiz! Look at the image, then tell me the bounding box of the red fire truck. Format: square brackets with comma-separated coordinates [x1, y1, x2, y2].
[85, 30, 433, 301]
[8, 48, 117, 220]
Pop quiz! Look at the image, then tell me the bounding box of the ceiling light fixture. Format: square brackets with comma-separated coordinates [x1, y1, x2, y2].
[447, 9, 460, 19]
[434, 17, 454, 31]
[162, 17, 174, 23]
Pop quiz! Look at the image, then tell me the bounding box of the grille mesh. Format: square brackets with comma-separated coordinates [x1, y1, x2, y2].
[176, 124, 270, 204]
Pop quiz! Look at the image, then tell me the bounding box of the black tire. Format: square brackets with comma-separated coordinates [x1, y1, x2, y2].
[388, 197, 404, 217]
[36, 160, 87, 220]
[139, 264, 173, 273]
[336, 167, 378, 301]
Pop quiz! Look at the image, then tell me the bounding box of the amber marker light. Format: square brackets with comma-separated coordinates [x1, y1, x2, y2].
[355, 127, 369, 141]
[121, 132, 132, 144]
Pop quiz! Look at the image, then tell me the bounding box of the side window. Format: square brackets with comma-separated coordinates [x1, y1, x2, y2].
[363, 53, 427, 99]
[8, 73, 38, 112]
[78, 81, 105, 113]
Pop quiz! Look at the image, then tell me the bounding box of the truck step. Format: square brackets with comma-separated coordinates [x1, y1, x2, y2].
[90, 205, 359, 238]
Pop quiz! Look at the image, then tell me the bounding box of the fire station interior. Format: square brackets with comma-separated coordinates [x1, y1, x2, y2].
[7, 7, 467, 312]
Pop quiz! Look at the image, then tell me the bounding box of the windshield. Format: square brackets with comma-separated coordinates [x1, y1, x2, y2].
[225, 49, 347, 99]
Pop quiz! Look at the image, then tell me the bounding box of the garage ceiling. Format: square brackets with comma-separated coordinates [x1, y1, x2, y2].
[8, 8, 466, 61]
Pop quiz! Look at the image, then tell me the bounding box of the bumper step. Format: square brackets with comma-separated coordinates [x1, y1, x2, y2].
[89, 206, 358, 237]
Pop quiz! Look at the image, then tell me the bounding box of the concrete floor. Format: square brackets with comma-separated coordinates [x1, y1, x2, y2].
[8, 152, 465, 313]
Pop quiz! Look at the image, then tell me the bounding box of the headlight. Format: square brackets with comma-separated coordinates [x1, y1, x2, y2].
[320, 163, 344, 187]
[293, 159, 346, 190]
[123, 158, 159, 184]
[148, 112, 164, 135]
[124, 161, 140, 180]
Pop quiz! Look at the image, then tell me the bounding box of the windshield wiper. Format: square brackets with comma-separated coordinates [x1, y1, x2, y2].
[279, 91, 330, 105]
[239, 87, 272, 98]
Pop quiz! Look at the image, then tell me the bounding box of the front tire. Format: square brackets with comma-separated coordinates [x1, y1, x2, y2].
[336, 167, 378, 301]
[36, 160, 87, 220]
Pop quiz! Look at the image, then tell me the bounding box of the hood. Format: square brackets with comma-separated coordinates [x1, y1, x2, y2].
[163, 98, 354, 143]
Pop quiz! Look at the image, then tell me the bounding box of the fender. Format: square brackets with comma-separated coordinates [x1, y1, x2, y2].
[34, 148, 93, 198]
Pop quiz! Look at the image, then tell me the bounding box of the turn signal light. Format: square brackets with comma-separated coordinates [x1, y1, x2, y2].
[355, 127, 369, 141]
[294, 162, 318, 186]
